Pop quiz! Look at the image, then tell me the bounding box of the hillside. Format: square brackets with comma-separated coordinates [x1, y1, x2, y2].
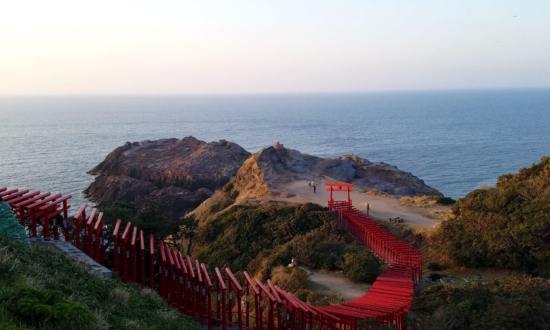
[432, 156, 550, 272]
[394, 156, 550, 329]
[192, 200, 380, 282]
[410, 277, 550, 330]
[185, 189, 380, 303]
[0, 234, 200, 330]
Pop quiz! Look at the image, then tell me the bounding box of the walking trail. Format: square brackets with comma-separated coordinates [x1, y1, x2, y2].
[302, 267, 371, 301]
[273, 179, 446, 229]
[242, 177, 446, 298]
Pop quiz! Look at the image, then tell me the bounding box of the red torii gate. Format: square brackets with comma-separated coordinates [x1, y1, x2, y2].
[2, 188, 71, 240]
[3, 183, 423, 330]
[326, 182, 354, 210]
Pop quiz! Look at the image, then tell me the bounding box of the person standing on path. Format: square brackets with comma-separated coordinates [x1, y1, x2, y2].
[313, 184, 316, 193]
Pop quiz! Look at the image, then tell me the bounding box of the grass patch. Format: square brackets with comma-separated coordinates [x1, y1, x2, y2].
[0, 234, 200, 330]
[366, 190, 390, 197]
[399, 195, 456, 207]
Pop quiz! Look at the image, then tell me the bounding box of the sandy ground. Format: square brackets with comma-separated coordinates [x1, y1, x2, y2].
[302, 267, 370, 301]
[271, 179, 445, 229]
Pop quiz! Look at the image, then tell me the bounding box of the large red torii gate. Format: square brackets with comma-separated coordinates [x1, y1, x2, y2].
[325, 182, 354, 210]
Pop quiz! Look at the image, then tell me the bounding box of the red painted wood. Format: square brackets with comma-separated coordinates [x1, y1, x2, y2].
[6, 184, 423, 330]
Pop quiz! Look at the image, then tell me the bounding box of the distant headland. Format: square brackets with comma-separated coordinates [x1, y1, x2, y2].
[85, 136, 443, 221]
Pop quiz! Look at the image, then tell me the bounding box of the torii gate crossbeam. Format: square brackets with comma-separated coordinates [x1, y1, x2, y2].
[325, 182, 354, 210]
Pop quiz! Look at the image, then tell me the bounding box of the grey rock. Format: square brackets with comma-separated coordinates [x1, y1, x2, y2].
[85, 137, 250, 216]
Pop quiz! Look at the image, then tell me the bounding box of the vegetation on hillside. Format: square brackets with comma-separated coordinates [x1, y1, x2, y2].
[99, 202, 196, 254]
[366, 190, 390, 197]
[402, 157, 550, 328]
[399, 195, 455, 208]
[433, 156, 550, 272]
[0, 201, 29, 245]
[192, 199, 380, 284]
[0, 234, 200, 330]
[98, 183, 376, 306]
[410, 277, 550, 330]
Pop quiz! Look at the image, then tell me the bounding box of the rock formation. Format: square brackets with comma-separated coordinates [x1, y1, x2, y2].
[87, 138, 442, 216]
[85, 137, 250, 216]
[233, 143, 442, 199]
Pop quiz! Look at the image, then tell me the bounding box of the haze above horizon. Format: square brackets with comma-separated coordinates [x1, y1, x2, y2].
[1, 1, 549, 95]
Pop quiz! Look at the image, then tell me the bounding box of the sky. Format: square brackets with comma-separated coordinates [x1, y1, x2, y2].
[1, 0, 549, 95]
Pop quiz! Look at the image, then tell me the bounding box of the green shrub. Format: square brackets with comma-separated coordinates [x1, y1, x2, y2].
[434, 156, 550, 271]
[0, 202, 29, 245]
[435, 197, 456, 205]
[292, 288, 343, 306]
[193, 202, 380, 284]
[410, 277, 550, 330]
[4, 287, 96, 330]
[271, 267, 306, 292]
[337, 248, 380, 283]
[294, 289, 313, 302]
[290, 268, 308, 285]
[0, 307, 30, 330]
[366, 190, 389, 197]
[0, 234, 200, 330]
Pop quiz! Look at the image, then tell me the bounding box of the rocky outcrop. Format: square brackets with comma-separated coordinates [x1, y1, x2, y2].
[353, 162, 441, 197]
[85, 137, 249, 216]
[233, 143, 442, 199]
[85, 175, 157, 205]
[87, 138, 443, 216]
[314, 158, 356, 183]
[232, 156, 272, 199]
[232, 142, 312, 199]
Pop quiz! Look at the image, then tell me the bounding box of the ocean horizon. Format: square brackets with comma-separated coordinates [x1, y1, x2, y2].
[1, 88, 550, 208]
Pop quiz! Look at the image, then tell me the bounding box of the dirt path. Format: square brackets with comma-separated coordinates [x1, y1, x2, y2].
[272, 179, 445, 229]
[302, 267, 370, 301]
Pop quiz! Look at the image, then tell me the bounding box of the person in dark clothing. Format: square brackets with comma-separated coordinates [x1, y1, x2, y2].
[313, 185, 316, 193]
[57, 214, 65, 229]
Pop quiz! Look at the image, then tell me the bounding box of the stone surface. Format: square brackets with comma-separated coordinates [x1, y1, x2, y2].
[87, 138, 442, 215]
[233, 145, 443, 199]
[30, 238, 112, 279]
[85, 137, 250, 216]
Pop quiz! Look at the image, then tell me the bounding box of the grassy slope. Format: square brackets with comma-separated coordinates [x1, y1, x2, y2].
[192, 199, 380, 285]
[0, 234, 200, 330]
[402, 157, 550, 329]
[409, 277, 550, 330]
[434, 156, 550, 272]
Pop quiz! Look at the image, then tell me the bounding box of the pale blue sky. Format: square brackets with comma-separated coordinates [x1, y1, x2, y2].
[1, 0, 549, 95]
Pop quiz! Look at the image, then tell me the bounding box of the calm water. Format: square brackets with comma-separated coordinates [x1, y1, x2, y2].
[1, 89, 549, 208]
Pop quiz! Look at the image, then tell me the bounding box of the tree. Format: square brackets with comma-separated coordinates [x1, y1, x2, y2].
[177, 216, 197, 255]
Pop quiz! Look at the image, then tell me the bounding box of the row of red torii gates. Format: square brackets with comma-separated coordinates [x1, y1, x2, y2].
[1, 183, 421, 330]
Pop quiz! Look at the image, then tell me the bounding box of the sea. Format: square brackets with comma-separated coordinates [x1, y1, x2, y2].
[1, 89, 549, 208]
